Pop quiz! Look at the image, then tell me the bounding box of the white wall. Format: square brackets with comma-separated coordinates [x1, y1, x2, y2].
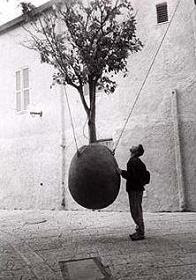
[0, 0, 196, 211]
[0, 25, 63, 209]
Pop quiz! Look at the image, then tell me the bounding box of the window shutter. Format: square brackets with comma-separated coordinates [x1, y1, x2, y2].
[23, 68, 29, 89]
[16, 92, 21, 111]
[16, 71, 21, 91]
[16, 68, 30, 112]
[156, 3, 168, 24]
[24, 89, 30, 110]
[16, 71, 21, 111]
[23, 68, 30, 109]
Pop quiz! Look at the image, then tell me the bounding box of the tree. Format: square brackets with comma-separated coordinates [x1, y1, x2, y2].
[21, 0, 143, 143]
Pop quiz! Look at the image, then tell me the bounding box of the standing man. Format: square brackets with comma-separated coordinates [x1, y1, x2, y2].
[119, 144, 149, 241]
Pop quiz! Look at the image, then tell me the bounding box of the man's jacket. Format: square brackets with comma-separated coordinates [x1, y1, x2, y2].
[121, 156, 147, 192]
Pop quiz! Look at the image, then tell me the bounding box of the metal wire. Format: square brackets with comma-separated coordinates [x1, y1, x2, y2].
[113, 0, 182, 154]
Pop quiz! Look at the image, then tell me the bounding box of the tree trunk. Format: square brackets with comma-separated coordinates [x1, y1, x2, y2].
[88, 79, 97, 143]
[78, 79, 97, 143]
[88, 109, 97, 143]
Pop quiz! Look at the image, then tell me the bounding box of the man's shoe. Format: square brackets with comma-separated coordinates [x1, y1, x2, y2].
[129, 233, 145, 241]
[129, 232, 138, 239]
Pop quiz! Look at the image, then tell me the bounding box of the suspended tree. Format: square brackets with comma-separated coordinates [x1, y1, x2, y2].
[21, 0, 143, 143]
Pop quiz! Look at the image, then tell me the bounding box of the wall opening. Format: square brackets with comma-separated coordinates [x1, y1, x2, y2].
[156, 2, 168, 24]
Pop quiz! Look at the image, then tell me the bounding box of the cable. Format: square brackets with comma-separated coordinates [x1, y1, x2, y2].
[113, 0, 182, 153]
[63, 86, 79, 152]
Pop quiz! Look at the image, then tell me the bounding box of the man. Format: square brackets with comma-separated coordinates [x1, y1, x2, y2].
[119, 144, 148, 241]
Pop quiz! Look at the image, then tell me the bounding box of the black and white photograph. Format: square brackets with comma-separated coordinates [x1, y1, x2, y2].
[0, 0, 195, 279]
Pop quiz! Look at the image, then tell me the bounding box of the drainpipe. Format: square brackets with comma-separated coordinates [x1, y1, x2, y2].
[56, 4, 66, 209]
[171, 89, 186, 211]
[60, 85, 66, 209]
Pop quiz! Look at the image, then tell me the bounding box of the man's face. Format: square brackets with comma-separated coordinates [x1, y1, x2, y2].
[130, 146, 138, 157]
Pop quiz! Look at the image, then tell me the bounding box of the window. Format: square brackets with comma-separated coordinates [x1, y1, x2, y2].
[97, 138, 114, 151]
[156, 3, 168, 24]
[16, 68, 30, 111]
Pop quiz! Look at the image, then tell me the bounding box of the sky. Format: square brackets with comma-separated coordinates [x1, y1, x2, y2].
[0, 0, 48, 24]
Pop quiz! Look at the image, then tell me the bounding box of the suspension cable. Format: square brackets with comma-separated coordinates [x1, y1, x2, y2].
[113, 0, 182, 153]
[63, 86, 79, 152]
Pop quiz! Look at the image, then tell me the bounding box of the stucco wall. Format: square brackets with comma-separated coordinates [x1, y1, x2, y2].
[0, 26, 63, 209]
[111, 0, 196, 212]
[0, 0, 196, 211]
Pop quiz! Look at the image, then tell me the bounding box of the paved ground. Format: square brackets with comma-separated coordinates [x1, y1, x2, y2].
[0, 210, 195, 280]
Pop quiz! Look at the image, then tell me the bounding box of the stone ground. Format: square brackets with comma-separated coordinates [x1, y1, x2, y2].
[0, 210, 195, 280]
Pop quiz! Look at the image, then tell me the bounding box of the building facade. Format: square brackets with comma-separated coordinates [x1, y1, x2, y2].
[0, 0, 196, 212]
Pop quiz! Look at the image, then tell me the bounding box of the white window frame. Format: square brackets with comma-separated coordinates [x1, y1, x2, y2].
[16, 67, 30, 112]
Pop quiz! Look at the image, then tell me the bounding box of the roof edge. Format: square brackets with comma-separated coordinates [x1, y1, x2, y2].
[0, 0, 54, 36]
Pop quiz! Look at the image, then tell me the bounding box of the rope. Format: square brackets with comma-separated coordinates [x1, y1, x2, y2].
[113, 0, 182, 153]
[63, 86, 79, 152]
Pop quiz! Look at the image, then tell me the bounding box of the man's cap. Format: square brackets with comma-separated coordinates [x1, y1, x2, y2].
[130, 144, 144, 156]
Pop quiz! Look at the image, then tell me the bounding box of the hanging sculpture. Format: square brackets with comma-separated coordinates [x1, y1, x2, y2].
[68, 143, 121, 210]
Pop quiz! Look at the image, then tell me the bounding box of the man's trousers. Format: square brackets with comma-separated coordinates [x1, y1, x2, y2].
[127, 190, 144, 236]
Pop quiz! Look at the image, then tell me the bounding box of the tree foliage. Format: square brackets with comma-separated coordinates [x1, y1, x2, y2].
[21, 0, 143, 143]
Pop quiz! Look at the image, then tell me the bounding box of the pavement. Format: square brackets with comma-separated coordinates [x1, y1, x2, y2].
[0, 210, 195, 280]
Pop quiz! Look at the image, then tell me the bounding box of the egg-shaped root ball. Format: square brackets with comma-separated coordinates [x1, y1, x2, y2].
[68, 143, 121, 210]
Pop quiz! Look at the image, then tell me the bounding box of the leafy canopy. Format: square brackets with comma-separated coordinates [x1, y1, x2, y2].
[22, 0, 142, 94]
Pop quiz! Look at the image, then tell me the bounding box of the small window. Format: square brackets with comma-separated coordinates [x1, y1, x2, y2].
[16, 68, 30, 111]
[97, 138, 114, 151]
[156, 3, 168, 24]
